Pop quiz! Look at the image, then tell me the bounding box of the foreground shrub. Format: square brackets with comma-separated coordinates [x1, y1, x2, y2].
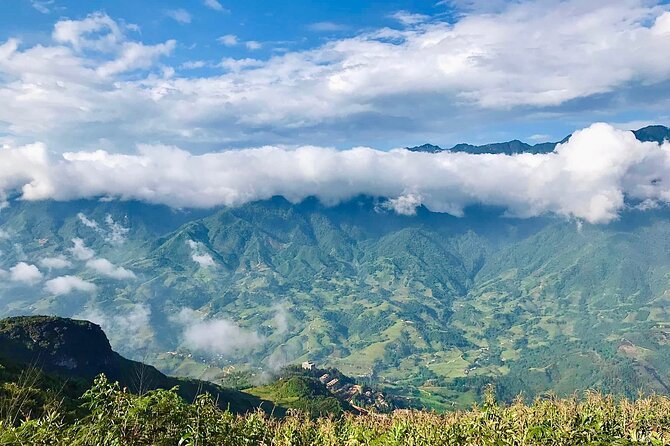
[2, 376, 670, 445]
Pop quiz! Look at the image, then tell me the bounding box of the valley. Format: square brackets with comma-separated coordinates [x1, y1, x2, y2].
[2, 128, 670, 409]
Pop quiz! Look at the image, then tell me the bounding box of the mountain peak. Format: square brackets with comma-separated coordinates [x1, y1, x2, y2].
[405, 125, 670, 155]
[0, 316, 114, 373]
[633, 125, 670, 143]
[404, 143, 443, 153]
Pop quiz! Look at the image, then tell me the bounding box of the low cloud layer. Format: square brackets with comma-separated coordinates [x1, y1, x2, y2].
[174, 308, 264, 356]
[9, 262, 43, 284]
[0, 124, 669, 223]
[77, 213, 129, 244]
[186, 240, 215, 267]
[86, 258, 136, 280]
[45, 275, 97, 295]
[78, 304, 151, 350]
[39, 255, 72, 270]
[68, 238, 95, 261]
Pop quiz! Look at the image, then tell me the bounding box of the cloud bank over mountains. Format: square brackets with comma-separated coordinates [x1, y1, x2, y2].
[1, 1, 670, 149]
[0, 124, 669, 223]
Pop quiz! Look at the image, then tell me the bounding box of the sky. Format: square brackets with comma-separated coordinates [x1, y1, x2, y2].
[1, 0, 670, 153]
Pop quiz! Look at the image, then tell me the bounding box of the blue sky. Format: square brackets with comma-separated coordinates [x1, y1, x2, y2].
[1, 0, 670, 152]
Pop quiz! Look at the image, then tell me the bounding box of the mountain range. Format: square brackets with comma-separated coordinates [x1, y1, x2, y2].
[406, 124, 670, 155]
[0, 125, 669, 410]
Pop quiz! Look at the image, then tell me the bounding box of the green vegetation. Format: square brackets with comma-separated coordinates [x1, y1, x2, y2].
[4, 376, 670, 445]
[0, 316, 273, 415]
[249, 375, 346, 417]
[2, 316, 670, 445]
[4, 198, 670, 409]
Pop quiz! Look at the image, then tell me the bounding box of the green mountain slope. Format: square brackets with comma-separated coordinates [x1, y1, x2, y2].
[4, 196, 670, 409]
[0, 316, 271, 414]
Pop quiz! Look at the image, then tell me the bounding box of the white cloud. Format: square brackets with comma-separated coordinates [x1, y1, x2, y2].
[174, 308, 264, 355]
[52, 12, 124, 52]
[3, 123, 670, 223]
[76, 214, 128, 244]
[69, 238, 95, 260]
[96, 40, 175, 77]
[219, 57, 263, 71]
[307, 22, 348, 32]
[77, 212, 99, 230]
[245, 41, 261, 50]
[4, 3, 670, 149]
[166, 9, 192, 24]
[180, 60, 207, 70]
[390, 10, 430, 25]
[104, 215, 129, 244]
[9, 262, 42, 284]
[186, 240, 215, 267]
[0, 229, 9, 240]
[383, 193, 424, 216]
[44, 275, 96, 295]
[39, 255, 72, 269]
[191, 253, 215, 267]
[78, 304, 150, 350]
[86, 258, 136, 279]
[217, 34, 238, 46]
[31, 0, 55, 14]
[203, 0, 227, 12]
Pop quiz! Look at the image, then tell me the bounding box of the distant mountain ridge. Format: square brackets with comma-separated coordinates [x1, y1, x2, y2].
[406, 124, 670, 154]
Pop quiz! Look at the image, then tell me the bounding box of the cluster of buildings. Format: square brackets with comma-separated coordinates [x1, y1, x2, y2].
[302, 361, 391, 412]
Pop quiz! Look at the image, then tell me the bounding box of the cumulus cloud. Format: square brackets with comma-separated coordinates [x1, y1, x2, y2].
[4, 2, 670, 149]
[86, 258, 136, 279]
[52, 12, 124, 51]
[39, 255, 72, 269]
[69, 238, 95, 260]
[174, 308, 264, 355]
[9, 262, 43, 284]
[186, 240, 215, 267]
[217, 34, 238, 46]
[0, 124, 670, 223]
[44, 275, 96, 295]
[383, 193, 424, 216]
[96, 41, 175, 77]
